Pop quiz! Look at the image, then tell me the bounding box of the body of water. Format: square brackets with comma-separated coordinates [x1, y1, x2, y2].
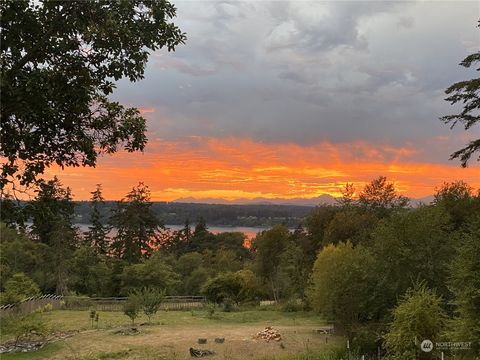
[74, 223, 267, 240]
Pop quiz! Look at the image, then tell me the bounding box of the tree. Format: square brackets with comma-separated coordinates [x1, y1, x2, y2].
[0, 0, 186, 188]
[323, 208, 378, 246]
[109, 183, 163, 263]
[28, 177, 77, 294]
[384, 284, 447, 360]
[138, 287, 165, 323]
[371, 205, 453, 318]
[123, 292, 141, 325]
[201, 272, 243, 305]
[447, 215, 480, 354]
[69, 246, 111, 297]
[28, 176, 75, 246]
[307, 242, 376, 340]
[84, 184, 109, 254]
[440, 23, 479, 166]
[120, 254, 180, 295]
[1, 272, 41, 305]
[358, 176, 409, 217]
[433, 180, 480, 229]
[252, 225, 289, 301]
[0, 224, 53, 292]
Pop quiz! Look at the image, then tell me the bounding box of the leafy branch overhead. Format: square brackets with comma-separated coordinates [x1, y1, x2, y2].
[0, 0, 186, 188]
[441, 22, 480, 166]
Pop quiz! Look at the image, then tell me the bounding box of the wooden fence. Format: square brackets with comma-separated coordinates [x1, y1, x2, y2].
[0, 295, 205, 316]
[63, 296, 206, 312]
[0, 294, 64, 316]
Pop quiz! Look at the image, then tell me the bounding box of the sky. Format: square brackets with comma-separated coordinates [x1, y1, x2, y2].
[48, 0, 480, 201]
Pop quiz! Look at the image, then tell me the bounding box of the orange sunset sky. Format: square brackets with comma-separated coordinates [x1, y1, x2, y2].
[36, 2, 480, 201]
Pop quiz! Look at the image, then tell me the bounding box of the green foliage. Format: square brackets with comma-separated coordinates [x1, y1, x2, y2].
[323, 208, 377, 246]
[281, 299, 303, 312]
[120, 254, 180, 295]
[235, 269, 264, 303]
[384, 283, 447, 360]
[183, 266, 210, 295]
[137, 287, 165, 323]
[1, 272, 41, 304]
[123, 292, 142, 325]
[433, 180, 480, 229]
[201, 272, 243, 305]
[84, 184, 109, 254]
[370, 205, 453, 317]
[358, 176, 409, 217]
[27, 177, 77, 294]
[0, 0, 186, 188]
[0, 223, 53, 292]
[253, 224, 290, 301]
[447, 215, 480, 354]
[28, 177, 75, 246]
[3, 312, 48, 345]
[109, 183, 163, 263]
[307, 242, 375, 339]
[70, 246, 112, 296]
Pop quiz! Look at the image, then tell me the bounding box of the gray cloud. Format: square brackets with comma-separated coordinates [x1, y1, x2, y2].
[113, 0, 480, 165]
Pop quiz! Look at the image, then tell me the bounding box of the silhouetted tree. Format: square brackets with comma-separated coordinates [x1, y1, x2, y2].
[1, 0, 186, 188]
[109, 183, 163, 263]
[440, 23, 480, 166]
[85, 184, 109, 254]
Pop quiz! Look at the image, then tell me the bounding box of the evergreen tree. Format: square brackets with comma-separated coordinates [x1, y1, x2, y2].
[85, 184, 109, 254]
[109, 183, 162, 263]
[28, 177, 75, 245]
[28, 177, 76, 294]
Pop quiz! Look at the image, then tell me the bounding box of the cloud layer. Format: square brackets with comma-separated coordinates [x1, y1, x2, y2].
[47, 1, 480, 201]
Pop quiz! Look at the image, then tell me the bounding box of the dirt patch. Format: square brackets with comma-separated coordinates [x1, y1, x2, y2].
[44, 323, 338, 360]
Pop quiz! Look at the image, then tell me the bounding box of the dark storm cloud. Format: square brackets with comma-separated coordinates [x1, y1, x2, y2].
[112, 0, 480, 164]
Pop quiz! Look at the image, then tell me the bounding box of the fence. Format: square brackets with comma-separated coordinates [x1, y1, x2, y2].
[0, 295, 206, 316]
[63, 296, 206, 312]
[0, 294, 64, 316]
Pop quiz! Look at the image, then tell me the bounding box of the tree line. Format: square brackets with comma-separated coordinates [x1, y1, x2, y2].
[1, 176, 479, 358]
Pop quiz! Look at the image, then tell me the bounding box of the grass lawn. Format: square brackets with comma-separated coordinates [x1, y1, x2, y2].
[1, 309, 341, 360]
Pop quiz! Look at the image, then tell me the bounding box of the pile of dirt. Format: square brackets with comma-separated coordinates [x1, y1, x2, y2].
[253, 326, 282, 342]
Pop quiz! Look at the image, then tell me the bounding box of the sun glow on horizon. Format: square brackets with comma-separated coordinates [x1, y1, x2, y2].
[17, 136, 477, 202]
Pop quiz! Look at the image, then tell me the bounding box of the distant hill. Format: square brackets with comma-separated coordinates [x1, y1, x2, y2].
[173, 194, 337, 206]
[73, 201, 315, 227]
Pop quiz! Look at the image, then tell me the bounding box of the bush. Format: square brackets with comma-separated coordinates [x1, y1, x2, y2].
[222, 297, 235, 312]
[281, 299, 303, 312]
[3, 312, 48, 345]
[123, 293, 141, 325]
[63, 296, 94, 310]
[138, 287, 165, 323]
[1, 273, 41, 305]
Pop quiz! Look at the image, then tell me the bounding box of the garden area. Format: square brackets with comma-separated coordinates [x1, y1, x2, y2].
[0, 307, 342, 360]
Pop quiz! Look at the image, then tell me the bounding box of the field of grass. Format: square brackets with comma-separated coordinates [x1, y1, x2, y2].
[1, 309, 342, 360]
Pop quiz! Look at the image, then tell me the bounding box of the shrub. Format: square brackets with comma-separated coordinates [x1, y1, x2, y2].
[281, 299, 303, 312]
[3, 312, 48, 345]
[139, 287, 165, 323]
[1, 273, 40, 305]
[123, 293, 141, 325]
